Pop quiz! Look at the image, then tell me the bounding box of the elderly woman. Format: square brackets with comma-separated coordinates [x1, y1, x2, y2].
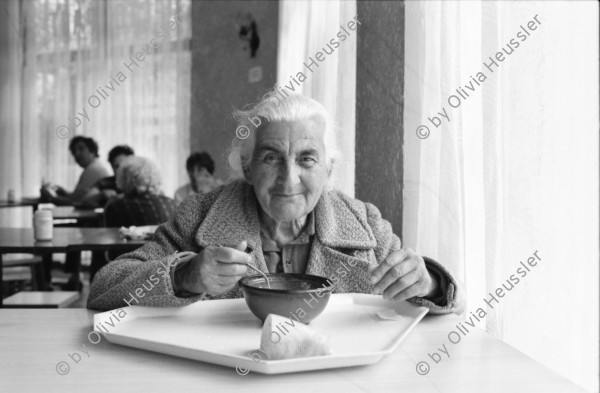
[88, 93, 463, 314]
[103, 156, 176, 228]
[92, 156, 177, 283]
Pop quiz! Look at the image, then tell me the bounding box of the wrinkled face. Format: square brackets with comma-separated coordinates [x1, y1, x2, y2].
[71, 142, 95, 168]
[244, 118, 329, 223]
[189, 165, 212, 189]
[110, 154, 129, 173]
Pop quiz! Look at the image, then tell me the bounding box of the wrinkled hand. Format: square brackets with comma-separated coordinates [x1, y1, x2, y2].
[175, 241, 250, 296]
[369, 248, 437, 301]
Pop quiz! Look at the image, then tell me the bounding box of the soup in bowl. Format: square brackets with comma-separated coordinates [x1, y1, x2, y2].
[238, 273, 334, 324]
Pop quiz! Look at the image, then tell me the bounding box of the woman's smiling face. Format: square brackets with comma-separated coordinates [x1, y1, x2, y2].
[244, 118, 330, 223]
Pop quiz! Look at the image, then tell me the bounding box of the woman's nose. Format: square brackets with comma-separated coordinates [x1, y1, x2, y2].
[277, 161, 300, 187]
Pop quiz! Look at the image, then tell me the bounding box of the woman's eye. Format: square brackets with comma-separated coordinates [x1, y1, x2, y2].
[263, 153, 280, 164]
[299, 156, 317, 168]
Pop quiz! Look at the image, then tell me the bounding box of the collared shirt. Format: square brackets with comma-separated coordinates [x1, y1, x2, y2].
[260, 212, 315, 274]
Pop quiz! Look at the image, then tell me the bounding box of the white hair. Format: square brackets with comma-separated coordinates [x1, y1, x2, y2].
[227, 89, 339, 180]
[116, 156, 162, 196]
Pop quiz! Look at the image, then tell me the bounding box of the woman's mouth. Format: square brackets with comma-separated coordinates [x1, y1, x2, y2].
[273, 193, 300, 198]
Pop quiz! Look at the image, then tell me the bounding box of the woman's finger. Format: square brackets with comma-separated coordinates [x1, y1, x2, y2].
[381, 268, 421, 300]
[372, 256, 418, 294]
[370, 248, 408, 283]
[390, 280, 424, 302]
[212, 274, 243, 287]
[212, 261, 248, 277]
[211, 246, 252, 264]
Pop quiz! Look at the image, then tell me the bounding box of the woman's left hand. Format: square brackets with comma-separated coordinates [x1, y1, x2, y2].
[369, 248, 438, 301]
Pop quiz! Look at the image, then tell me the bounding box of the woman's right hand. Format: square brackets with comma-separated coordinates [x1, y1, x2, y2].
[174, 241, 250, 296]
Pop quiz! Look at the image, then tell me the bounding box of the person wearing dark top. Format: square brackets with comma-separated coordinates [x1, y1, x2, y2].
[90, 156, 176, 282]
[104, 193, 176, 227]
[104, 156, 176, 227]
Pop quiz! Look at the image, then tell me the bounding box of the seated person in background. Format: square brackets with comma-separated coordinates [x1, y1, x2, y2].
[80, 145, 135, 208]
[174, 152, 223, 205]
[41, 136, 111, 206]
[93, 156, 177, 281]
[104, 156, 176, 228]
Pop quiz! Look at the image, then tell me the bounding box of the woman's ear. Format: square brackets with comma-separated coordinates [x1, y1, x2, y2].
[242, 164, 253, 185]
[327, 158, 335, 178]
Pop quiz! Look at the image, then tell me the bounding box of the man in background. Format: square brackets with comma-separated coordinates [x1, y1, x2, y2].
[41, 136, 111, 206]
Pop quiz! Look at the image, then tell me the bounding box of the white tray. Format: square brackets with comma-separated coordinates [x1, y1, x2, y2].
[93, 293, 428, 374]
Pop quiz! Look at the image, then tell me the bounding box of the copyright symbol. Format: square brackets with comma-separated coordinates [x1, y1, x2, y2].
[55, 125, 70, 139]
[416, 361, 430, 375]
[416, 125, 430, 139]
[56, 361, 70, 375]
[235, 365, 250, 376]
[235, 125, 250, 140]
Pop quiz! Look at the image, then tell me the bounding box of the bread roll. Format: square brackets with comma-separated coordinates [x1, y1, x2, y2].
[260, 314, 331, 360]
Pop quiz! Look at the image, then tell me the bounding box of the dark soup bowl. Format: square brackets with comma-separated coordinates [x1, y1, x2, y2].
[239, 273, 334, 324]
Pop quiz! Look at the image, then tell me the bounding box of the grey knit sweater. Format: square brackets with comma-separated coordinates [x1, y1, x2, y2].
[88, 180, 464, 314]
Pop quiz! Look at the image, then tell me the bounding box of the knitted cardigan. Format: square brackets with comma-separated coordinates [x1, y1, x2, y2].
[88, 180, 464, 314]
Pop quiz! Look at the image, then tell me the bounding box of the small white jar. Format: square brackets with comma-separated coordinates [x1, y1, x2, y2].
[33, 210, 53, 241]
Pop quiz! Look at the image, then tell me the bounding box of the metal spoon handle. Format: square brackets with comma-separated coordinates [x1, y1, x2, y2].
[245, 263, 271, 289]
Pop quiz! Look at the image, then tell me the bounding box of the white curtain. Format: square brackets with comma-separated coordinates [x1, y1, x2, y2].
[0, 0, 28, 227]
[404, 1, 598, 392]
[0, 0, 191, 228]
[278, 0, 356, 197]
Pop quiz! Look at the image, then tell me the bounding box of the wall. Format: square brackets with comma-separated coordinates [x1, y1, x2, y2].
[355, 1, 405, 236]
[190, 0, 279, 181]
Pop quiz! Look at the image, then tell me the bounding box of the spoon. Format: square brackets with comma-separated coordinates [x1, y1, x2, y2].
[245, 264, 271, 289]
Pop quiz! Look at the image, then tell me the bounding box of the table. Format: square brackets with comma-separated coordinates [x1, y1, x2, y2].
[51, 206, 102, 220]
[0, 227, 142, 253]
[0, 228, 146, 305]
[0, 198, 39, 209]
[0, 309, 588, 393]
[0, 201, 99, 217]
[51, 206, 103, 226]
[3, 291, 80, 308]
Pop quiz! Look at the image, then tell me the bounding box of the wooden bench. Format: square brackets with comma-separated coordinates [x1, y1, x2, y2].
[2, 291, 79, 308]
